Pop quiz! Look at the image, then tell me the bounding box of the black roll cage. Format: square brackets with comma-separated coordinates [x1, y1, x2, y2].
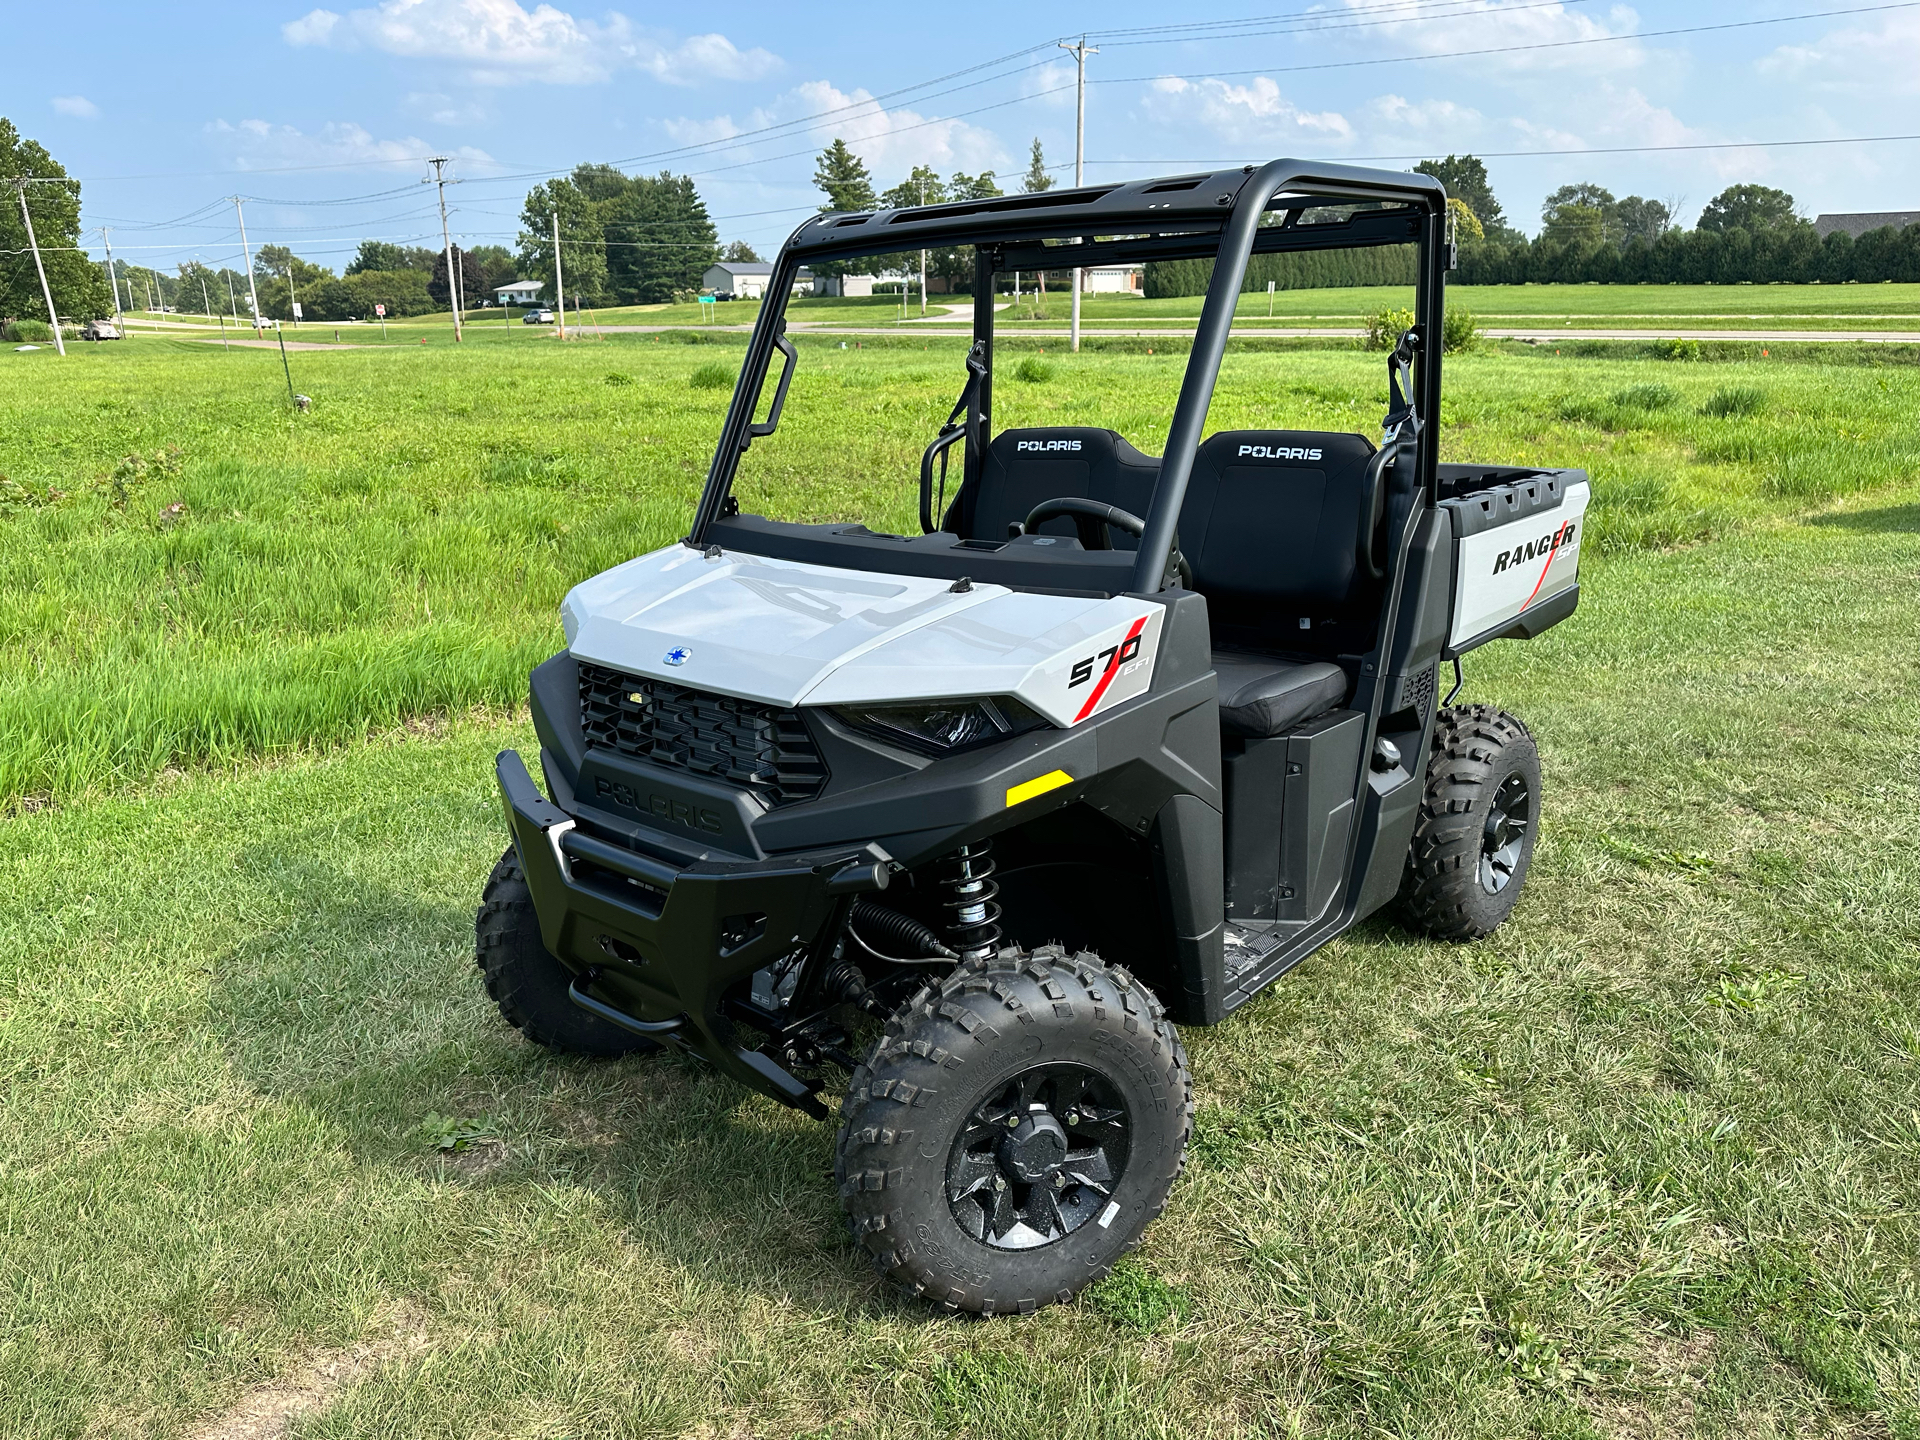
[687, 158, 1449, 593]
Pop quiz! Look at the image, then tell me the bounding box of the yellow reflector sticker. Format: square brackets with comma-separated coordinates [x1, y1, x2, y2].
[1005, 770, 1073, 808]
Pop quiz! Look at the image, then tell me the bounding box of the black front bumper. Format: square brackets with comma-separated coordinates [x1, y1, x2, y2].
[496, 749, 885, 1115]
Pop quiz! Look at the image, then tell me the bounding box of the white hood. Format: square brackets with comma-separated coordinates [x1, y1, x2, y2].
[562, 545, 1165, 728]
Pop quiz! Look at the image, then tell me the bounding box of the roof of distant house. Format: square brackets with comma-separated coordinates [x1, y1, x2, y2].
[1813, 210, 1920, 239]
[708, 261, 774, 275]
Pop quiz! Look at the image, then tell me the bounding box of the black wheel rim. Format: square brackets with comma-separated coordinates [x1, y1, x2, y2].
[1480, 771, 1532, 895]
[946, 1064, 1132, 1251]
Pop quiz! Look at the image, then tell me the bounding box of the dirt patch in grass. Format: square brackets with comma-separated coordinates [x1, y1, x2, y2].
[1583, 1329, 1717, 1439]
[182, 1305, 430, 1440]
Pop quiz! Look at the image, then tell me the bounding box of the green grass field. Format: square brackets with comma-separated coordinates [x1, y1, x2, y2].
[4, 335, 1916, 809]
[3, 333, 1919, 1437]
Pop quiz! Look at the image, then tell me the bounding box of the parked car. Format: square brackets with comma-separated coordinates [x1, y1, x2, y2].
[523, 308, 556, 324]
[81, 318, 122, 341]
[713, 291, 736, 302]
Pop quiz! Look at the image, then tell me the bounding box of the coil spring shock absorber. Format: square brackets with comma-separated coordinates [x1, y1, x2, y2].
[941, 840, 1002, 962]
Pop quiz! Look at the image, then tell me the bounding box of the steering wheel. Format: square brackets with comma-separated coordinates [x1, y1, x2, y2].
[1019, 497, 1146, 551]
[1018, 498, 1195, 589]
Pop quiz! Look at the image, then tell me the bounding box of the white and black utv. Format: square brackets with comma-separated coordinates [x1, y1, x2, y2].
[479, 159, 1588, 1315]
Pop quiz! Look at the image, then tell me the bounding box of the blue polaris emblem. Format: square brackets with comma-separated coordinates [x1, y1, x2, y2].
[663, 645, 692, 667]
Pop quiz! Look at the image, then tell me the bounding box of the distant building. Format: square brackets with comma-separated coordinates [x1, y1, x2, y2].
[1813, 211, 1920, 239]
[811, 273, 879, 298]
[494, 279, 543, 305]
[1083, 266, 1144, 294]
[702, 262, 819, 299]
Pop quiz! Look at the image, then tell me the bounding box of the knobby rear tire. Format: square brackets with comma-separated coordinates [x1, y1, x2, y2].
[1396, 704, 1542, 940]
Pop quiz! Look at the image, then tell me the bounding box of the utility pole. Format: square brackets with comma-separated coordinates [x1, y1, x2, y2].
[289, 263, 300, 327]
[101, 227, 124, 327]
[13, 180, 66, 355]
[453, 243, 467, 330]
[551, 210, 566, 340]
[232, 196, 263, 330]
[197, 268, 213, 321]
[425, 156, 463, 341]
[1058, 35, 1098, 354]
[919, 174, 928, 318]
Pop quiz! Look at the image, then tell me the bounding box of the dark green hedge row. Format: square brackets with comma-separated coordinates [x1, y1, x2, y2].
[1145, 222, 1920, 295]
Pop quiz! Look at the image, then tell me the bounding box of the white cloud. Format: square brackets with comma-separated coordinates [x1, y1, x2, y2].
[283, 9, 340, 45]
[405, 90, 487, 125]
[1343, 0, 1651, 75]
[1760, 11, 1920, 96]
[282, 0, 779, 87]
[1367, 94, 1483, 133]
[811, 81, 1010, 177]
[1143, 76, 1352, 144]
[206, 117, 495, 173]
[52, 95, 100, 119]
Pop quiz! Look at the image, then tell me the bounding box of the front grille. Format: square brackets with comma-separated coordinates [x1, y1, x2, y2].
[579, 661, 828, 807]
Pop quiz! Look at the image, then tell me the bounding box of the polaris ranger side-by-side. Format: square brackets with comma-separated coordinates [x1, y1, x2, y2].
[478, 159, 1588, 1315]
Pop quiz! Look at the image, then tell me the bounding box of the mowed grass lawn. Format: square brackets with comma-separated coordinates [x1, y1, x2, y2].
[2, 335, 1919, 1437]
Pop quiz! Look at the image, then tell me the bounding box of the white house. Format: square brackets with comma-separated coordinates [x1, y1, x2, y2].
[494, 279, 544, 306]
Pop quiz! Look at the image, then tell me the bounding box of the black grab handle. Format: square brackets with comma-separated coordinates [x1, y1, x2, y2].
[743, 333, 797, 449]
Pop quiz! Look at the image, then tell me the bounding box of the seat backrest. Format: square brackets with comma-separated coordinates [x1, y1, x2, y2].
[948, 427, 1160, 544]
[1178, 429, 1380, 647]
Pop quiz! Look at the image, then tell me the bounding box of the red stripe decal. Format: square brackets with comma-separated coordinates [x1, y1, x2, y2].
[1074, 616, 1149, 723]
[1517, 524, 1567, 614]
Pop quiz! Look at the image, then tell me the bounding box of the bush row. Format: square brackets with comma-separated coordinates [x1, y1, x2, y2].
[1144, 221, 1920, 296]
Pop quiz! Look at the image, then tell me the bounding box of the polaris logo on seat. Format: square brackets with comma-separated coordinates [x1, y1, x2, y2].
[1237, 444, 1322, 460]
[1016, 439, 1083, 452]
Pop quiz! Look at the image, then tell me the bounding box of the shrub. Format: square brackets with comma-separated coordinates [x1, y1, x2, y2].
[1012, 356, 1055, 383]
[604, 372, 634, 386]
[1365, 306, 1416, 351]
[1701, 386, 1767, 417]
[1612, 383, 1682, 411]
[689, 362, 734, 390]
[1655, 336, 1701, 362]
[5, 319, 53, 342]
[1442, 305, 1480, 353]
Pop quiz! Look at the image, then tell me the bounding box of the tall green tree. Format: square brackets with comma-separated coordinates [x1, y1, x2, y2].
[347, 240, 404, 274]
[1541, 183, 1616, 247]
[428, 244, 489, 311]
[174, 260, 224, 315]
[814, 139, 877, 212]
[0, 118, 110, 324]
[517, 175, 608, 305]
[1611, 196, 1674, 246]
[251, 244, 335, 320]
[722, 239, 762, 263]
[1415, 154, 1512, 237]
[1698, 183, 1799, 233]
[603, 172, 719, 303]
[1023, 138, 1053, 193]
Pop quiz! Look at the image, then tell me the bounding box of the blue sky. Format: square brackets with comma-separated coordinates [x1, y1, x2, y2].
[19, 0, 1920, 276]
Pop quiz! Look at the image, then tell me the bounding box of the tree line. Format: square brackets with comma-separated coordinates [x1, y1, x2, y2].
[1146, 154, 1920, 296]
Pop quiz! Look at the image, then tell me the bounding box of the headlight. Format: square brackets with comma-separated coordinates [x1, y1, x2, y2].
[834, 696, 1051, 757]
